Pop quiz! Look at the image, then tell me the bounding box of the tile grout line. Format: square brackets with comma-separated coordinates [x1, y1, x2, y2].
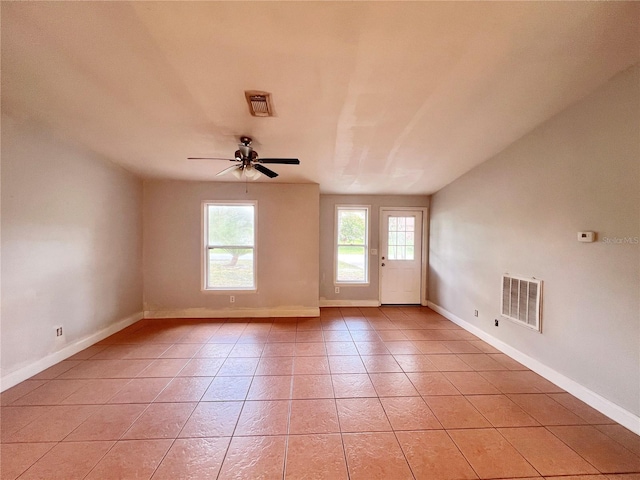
[4, 307, 640, 478]
[366, 307, 418, 479]
[78, 321, 225, 479]
[333, 308, 353, 480]
[81, 319, 226, 479]
[215, 318, 274, 479]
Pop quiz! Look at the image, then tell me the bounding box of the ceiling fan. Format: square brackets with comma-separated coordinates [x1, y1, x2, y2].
[189, 136, 300, 180]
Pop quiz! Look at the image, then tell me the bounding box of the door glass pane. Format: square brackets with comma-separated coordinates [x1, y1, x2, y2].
[406, 217, 415, 231]
[387, 216, 415, 260]
[405, 232, 414, 247]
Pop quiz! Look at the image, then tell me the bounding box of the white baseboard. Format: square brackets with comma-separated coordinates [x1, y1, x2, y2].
[0, 311, 143, 393]
[145, 306, 320, 319]
[427, 301, 640, 435]
[319, 299, 381, 307]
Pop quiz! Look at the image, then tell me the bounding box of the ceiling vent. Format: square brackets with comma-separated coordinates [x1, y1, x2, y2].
[245, 91, 274, 117]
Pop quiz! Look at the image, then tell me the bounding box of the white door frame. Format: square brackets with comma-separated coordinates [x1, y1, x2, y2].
[379, 207, 429, 306]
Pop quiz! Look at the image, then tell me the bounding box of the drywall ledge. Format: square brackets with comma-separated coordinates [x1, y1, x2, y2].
[427, 301, 640, 435]
[319, 300, 381, 307]
[0, 311, 143, 392]
[145, 307, 320, 319]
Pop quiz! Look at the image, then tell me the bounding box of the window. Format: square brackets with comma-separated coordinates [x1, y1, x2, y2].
[335, 206, 369, 284]
[204, 202, 256, 290]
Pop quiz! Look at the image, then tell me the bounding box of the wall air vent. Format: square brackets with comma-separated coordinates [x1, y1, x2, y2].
[245, 91, 274, 117]
[501, 274, 542, 332]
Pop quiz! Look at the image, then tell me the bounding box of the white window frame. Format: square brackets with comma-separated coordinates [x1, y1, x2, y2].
[334, 205, 370, 286]
[202, 201, 257, 292]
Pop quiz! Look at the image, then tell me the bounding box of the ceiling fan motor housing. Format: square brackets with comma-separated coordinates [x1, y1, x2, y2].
[238, 143, 254, 159]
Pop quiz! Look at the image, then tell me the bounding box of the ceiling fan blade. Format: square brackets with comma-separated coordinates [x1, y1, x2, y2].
[258, 158, 300, 165]
[216, 165, 242, 177]
[254, 164, 279, 178]
[188, 157, 236, 161]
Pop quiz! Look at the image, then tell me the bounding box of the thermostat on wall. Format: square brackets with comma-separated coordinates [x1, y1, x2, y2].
[577, 231, 596, 243]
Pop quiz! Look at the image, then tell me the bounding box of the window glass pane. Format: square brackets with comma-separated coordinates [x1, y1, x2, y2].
[205, 203, 256, 290]
[406, 246, 415, 260]
[337, 245, 366, 282]
[336, 207, 368, 284]
[389, 217, 397, 230]
[397, 217, 405, 230]
[388, 231, 396, 247]
[208, 247, 254, 288]
[338, 210, 366, 245]
[208, 205, 254, 246]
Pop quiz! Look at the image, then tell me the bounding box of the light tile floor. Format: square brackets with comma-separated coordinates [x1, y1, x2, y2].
[2, 307, 639, 479]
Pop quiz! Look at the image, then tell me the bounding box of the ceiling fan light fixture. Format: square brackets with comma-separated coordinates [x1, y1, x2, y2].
[231, 166, 243, 179]
[244, 166, 261, 180]
[244, 90, 274, 117]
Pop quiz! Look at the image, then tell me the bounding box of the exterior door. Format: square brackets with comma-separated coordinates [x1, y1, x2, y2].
[380, 210, 423, 304]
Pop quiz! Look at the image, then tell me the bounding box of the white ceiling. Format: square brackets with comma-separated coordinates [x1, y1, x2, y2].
[2, 2, 638, 194]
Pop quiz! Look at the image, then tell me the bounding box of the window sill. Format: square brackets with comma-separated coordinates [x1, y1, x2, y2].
[201, 288, 258, 294]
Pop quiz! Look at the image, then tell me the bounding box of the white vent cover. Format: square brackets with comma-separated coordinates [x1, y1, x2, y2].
[501, 274, 542, 332]
[244, 91, 274, 117]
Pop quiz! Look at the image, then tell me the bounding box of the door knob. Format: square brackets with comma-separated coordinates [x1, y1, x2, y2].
[381, 263, 385, 267]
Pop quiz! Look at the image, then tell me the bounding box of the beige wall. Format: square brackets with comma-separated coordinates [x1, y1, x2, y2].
[1, 115, 143, 379]
[143, 181, 319, 317]
[320, 194, 430, 304]
[428, 66, 639, 415]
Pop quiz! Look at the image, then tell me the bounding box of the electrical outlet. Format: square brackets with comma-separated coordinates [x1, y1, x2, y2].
[55, 326, 63, 337]
[230, 296, 235, 303]
[474, 310, 478, 317]
[494, 319, 499, 327]
[335, 286, 340, 294]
